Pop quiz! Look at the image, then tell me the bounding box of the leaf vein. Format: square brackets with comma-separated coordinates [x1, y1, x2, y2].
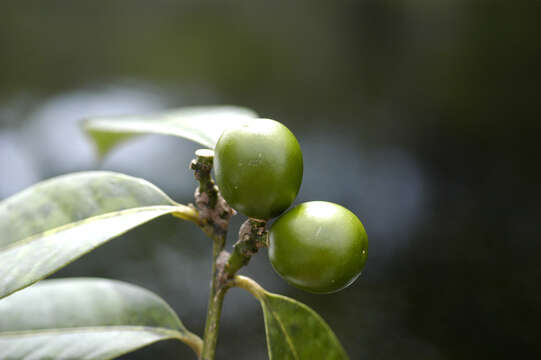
[266, 301, 300, 360]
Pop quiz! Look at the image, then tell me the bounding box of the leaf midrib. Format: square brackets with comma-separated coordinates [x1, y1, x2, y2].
[264, 299, 300, 360]
[0, 325, 193, 360]
[87, 121, 215, 149]
[0, 325, 184, 339]
[0, 205, 183, 252]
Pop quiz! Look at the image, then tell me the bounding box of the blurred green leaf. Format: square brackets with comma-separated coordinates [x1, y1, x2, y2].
[235, 276, 349, 360]
[83, 105, 257, 157]
[0, 278, 202, 359]
[0, 172, 199, 299]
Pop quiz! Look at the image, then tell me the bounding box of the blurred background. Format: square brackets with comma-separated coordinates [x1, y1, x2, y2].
[1, 1, 539, 359]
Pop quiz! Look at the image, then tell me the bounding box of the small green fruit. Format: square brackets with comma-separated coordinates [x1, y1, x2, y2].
[269, 201, 368, 294]
[214, 118, 303, 220]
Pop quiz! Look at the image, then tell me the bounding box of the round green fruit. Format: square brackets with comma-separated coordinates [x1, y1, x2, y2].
[214, 118, 303, 220]
[269, 201, 368, 294]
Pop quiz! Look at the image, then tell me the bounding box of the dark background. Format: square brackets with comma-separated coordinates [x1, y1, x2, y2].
[1, 1, 539, 359]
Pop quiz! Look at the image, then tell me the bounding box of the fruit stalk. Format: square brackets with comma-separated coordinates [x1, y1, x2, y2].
[224, 219, 268, 277]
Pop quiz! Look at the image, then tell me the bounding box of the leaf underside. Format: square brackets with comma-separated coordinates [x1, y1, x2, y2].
[0, 278, 201, 360]
[0, 172, 193, 299]
[260, 292, 349, 360]
[83, 105, 258, 157]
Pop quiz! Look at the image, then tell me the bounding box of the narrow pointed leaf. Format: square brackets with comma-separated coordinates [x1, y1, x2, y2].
[0, 172, 198, 299]
[83, 105, 257, 157]
[0, 278, 202, 359]
[236, 277, 349, 360]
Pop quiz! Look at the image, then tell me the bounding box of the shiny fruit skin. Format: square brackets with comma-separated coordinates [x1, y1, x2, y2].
[214, 118, 303, 220]
[269, 201, 368, 294]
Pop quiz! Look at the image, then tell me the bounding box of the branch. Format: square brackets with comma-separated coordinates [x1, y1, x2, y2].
[190, 149, 235, 244]
[191, 149, 270, 359]
[191, 149, 235, 360]
[222, 219, 268, 279]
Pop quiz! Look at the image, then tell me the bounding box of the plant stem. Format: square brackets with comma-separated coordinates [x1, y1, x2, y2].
[190, 150, 269, 360]
[191, 149, 235, 360]
[201, 239, 229, 360]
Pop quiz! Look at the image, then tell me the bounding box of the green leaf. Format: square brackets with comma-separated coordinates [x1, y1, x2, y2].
[262, 294, 349, 360]
[0, 172, 199, 299]
[235, 276, 349, 360]
[83, 105, 257, 157]
[0, 278, 202, 359]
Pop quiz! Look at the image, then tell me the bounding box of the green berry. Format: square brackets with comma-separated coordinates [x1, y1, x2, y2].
[269, 201, 368, 293]
[214, 119, 303, 220]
